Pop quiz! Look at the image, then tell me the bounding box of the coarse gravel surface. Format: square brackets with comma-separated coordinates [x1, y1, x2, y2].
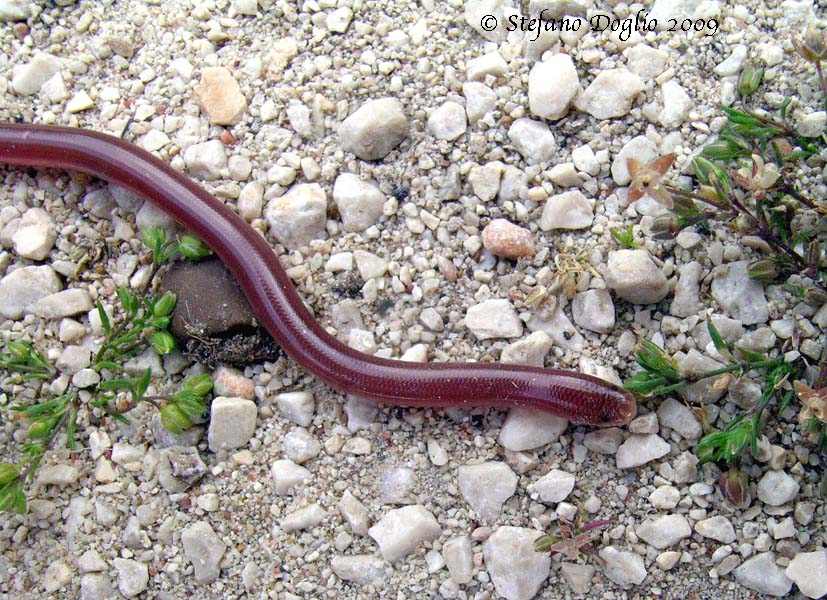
[0, 1, 826, 599]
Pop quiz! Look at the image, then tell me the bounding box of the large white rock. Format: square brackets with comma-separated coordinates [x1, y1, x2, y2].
[368, 505, 441, 562]
[458, 461, 518, 521]
[498, 407, 568, 451]
[604, 249, 669, 305]
[528, 53, 580, 120]
[333, 174, 385, 232]
[711, 261, 769, 325]
[508, 118, 556, 164]
[575, 69, 644, 119]
[483, 527, 550, 600]
[636, 514, 691, 549]
[0, 265, 62, 319]
[265, 183, 328, 249]
[465, 299, 523, 339]
[785, 550, 827, 599]
[540, 191, 594, 230]
[616, 434, 670, 468]
[339, 98, 408, 160]
[734, 552, 793, 597]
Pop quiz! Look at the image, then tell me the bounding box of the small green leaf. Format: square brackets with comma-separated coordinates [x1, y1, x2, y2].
[160, 404, 190, 434]
[97, 302, 111, 334]
[610, 225, 639, 249]
[183, 373, 213, 397]
[0, 479, 27, 514]
[177, 235, 212, 260]
[176, 396, 206, 419]
[151, 331, 176, 355]
[152, 291, 177, 318]
[66, 408, 78, 451]
[707, 320, 727, 353]
[137, 368, 152, 398]
[98, 378, 135, 392]
[721, 106, 761, 126]
[142, 226, 166, 252]
[0, 464, 19, 485]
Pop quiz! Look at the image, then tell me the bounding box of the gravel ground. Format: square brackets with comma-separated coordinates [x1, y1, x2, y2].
[0, 0, 826, 599]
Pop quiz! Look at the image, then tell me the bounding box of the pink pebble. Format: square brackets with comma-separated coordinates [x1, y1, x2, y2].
[481, 218, 535, 259]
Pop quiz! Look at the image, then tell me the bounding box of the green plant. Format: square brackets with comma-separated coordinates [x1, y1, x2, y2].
[534, 515, 614, 560]
[0, 228, 213, 513]
[624, 320, 800, 467]
[609, 224, 639, 249]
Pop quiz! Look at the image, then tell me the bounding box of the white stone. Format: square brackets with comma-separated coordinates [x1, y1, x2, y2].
[0, 0, 31, 21]
[326, 6, 353, 33]
[507, 118, 556, 164]
[465, 299, 523, 339]
[625, 44, 669, 80]
[734, 552, 793, 597]
[0, 265, 62, 319]
[757, 470, 800, 506]
[458, 462, 518, 521]
[265, 183, 327, 249]
[575, 69, 644, 119]
[466, 51, 508, 81]
[572, 289, 615, 333]
[539, 190, 594, 230]
[339, 98, 408, 160]
[43, 560, 73, 593]
[270, 459, 311, 495]
[331, 555, 388, 585]
[584, 428, 623, 454]
[671, 261, 703, 317]
[282, 503, 326, 532]
[443, 535, 474, 584]
[599, 546, 647, 587]
[571, 144, 600, 176]
[30, 289, 92, 319]
[353, 250, 387, 280]
[500, 331, 554, 367]
[66, 90, 94, 113]
[113, 559, 148, 598]
[275, 391, 315, 426]
[529, 53, 580, 120]
[183, 140, 227, 180]
[181, 521, 226, 584]
[338, 490, 371, 536]
[333, 174, 385, 232]
[785, 550, 827, 599]
[692, 516, 735, 544]
[657, 398, 702, 439]
[498, 408, 568, 451]
[560, 562, 595, 594]
[636, 514, 691, 549]
[616, 434, 670, 468]
[11, 53, 62, 95]
[283, 428, 321, 464]
[549, 163, 581, 187]
[714, 44, 748, 76]
[13, 207, 56, 260]
[659, 80, 692, 128]
[533, 469, 575, 503]
[463, 81, 497, 124]
[798, 111, 827, 138]
[604, 249, 669, 305]
[207, 397, 257, 451]
[483, 527, 550, 600]
[368, 505, 441, 563]
[286, 104, 313, 138]
[428, 101, 467, 141]
[465, 0, 510, 42]
[649, 485, 680, 509]
[711, 261, 769, 325]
